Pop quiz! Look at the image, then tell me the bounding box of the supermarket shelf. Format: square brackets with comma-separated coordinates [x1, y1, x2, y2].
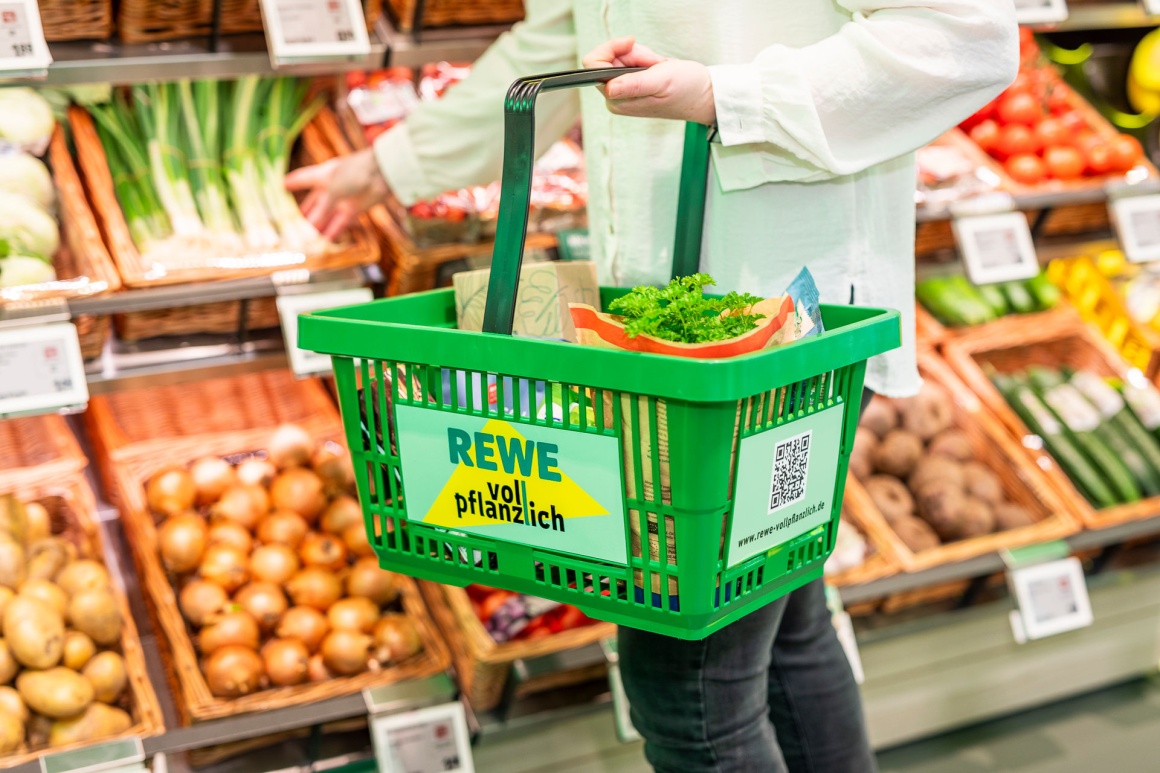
[85, 339, 291, 394]
[376, 15, 510, 68]
[1035, 3, 1160, 32]
[916, 186, 1112, 223]
[840, 511, 1160, 604]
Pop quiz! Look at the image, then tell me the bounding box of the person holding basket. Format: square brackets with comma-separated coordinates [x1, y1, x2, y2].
[288, 2, 1018, 770]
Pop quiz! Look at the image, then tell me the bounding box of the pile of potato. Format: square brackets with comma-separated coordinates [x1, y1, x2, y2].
[0, 495, 132, 754]
[148, 425, 423, 699]
[850, 382, 1036, 551]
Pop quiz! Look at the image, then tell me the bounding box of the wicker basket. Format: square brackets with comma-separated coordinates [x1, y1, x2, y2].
[0, 413, 86, 491]
[944, 312, 1160, 529]
[419, 582, 614, 712]
[849, 350, 1078, 572]
[388, 0, 523, 31]
[39, 0, 113, 41]
[117, 0, 263, 44]
[0, 473, 163, 767]
[825, 504, 902, 588]
[113, 297, 281, 342]
[914, 302, 947, 348]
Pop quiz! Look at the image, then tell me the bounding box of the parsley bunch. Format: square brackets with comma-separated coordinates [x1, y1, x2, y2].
[608, 274, 765, 343]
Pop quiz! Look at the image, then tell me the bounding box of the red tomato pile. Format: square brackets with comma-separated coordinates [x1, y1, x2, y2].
[960, 29, 1144, 186]
[467, 585, 598, 642]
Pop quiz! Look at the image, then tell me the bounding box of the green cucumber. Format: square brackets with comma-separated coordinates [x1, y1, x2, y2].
[977, 283, 1009, 316]
[916, 275, 996, 327]
[1000, 281, 1037, 314]
[1070, 372, 1160, 486]
[1025, 271, 1061, 310]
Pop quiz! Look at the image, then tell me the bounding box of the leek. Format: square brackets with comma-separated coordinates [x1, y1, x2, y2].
[177, 79, 241, 250]
[257, 77, 325, 251]
[225, 76, 280, 250]
[136, 84, 204, 239]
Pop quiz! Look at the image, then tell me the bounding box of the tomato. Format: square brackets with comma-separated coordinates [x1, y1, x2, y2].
[960, 101, 996, 132]
[1045, 85, 1071, 115]
[1006, 153, 1047, 185]
[968, 120, 1002, 154]
[1108, 135, 1145, 172]
[997, 92, 1044, 126]
[1034, 117, 1071, 149]
[1006, 72, 1034, 98]
[1084, 141, 1112, 175]
[994, 124, 1040, 159]
[1044, 146, 1085, 180]
[1057, 110, 1088, 135]
[477, 591, 514, 622]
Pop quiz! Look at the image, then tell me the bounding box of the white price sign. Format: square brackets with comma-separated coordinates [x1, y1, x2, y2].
[259, 0, 370, 66]
[370, 702, 474, 773]
[1014, 0, 1069, 24]
[952, 211, 1040, 285]
[1142, 0, 1160, 17]
[1008, 557, 1092, 642]
[0, 321, 87, 417]
[277, 286, 372, 376]
[0, 0, 51, 77]
[1110, 193, 1160, 263]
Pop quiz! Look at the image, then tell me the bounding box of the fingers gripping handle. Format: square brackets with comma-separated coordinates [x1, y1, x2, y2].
[481, 67, 644, 336]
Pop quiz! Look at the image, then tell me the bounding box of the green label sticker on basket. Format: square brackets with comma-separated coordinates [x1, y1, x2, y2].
[728, 403, 845, 568]
[395, 406, 628, 565]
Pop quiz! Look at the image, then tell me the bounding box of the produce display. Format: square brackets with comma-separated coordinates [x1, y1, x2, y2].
[990, 367, 1160, 508]
[0, 495, 133, 753]
[916, 271, 1060, 327]
[146, 425, 423, 698]
[825, 514, 874, 577]
[88, 78, 327, 264]
[0, 89, 60, 290]
[466, 586, 598, 643]
[915, 133, 1000, 208]
[961, 29, 1146, 186]
[851, 382, 1037, 551]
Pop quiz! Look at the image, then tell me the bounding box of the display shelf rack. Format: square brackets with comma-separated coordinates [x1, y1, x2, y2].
[1037, 3, 1160, 32]
[916, 186, 1113, 223]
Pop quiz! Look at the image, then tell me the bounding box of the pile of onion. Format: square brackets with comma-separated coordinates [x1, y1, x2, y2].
[146, 424, 424, 699]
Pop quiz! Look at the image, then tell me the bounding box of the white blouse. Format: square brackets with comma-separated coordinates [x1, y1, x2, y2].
[375, 0, 1018, 397]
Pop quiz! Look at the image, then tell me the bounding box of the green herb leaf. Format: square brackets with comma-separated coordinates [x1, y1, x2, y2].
[607, 273, 764, 343]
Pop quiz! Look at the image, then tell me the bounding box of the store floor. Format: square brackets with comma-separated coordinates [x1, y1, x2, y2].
[473, 676, 1160, 772]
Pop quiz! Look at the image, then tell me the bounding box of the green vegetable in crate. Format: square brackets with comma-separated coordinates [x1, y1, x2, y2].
[977, 283, 1008, 317]
[916, 275, 996, 326]
[1025, 271, 1061, 310]
[999, 281, 1036, 314]
[1069, 371, 1160, 487]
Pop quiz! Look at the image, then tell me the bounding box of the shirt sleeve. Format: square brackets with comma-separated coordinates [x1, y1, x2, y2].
[706, 0, 1018, 188]
[373, 0, 579, 205]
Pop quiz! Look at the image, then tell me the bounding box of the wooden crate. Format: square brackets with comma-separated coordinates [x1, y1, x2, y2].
[113, 297, 281, 342]
[944, 312, 1160, 529]
[118, 0, 380, 43]
[0, 473, 163, 766]
[0, 413, 86, 491]
[387, 0, 523, 31]
[419, 581, 615, 712]
[848, 350, 1079, 572]
[825, 503, 903, 588]
[39, 0, 112, 40]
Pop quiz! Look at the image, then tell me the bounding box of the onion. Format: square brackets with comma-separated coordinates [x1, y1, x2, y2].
[212, 485, 269, 531]
[237, 458, 276, 488]
[373, 614, 422, 663]
[343, 523, 375, 558]
[158, 513, 208, 574]
[307, 653, 331, 682]
[320, 496, 362, 535]
[285, 568, 342, 611]
[269, 425, 313, 469]
[207, 521, 253, 555]
[312, 444, 354, 495]
[179, 580, 227, 627]
[276, 607, 329, 652]
[320, 629, 371, 675]
[190, 457, 237, 506]
[345, 558, 400, 606]
[256, 510, 308, 548]
[198, 611, 260, 654]
[326, 597, 379, 633]
[199, 544, 249, 592]
[146, 468, 196, 517]
[24, 503, 50, 542]
[234, 582, 288, 632]
[270, 469, 326, 522]
[262, 638, 309, 686]
[299, 532, 348, 571]
[250, 544, 300, 586]
[205, 645, 264, 698]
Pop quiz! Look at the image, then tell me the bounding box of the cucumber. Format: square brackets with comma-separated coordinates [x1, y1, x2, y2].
[1025, 271, 1061, 310]
[977, 283, 1009, 316]
[1069, 371, 1160, 486]
[916, 276, 996, 327]
[992, 371, 1118, 508]
[1000, 281, 1037, 314]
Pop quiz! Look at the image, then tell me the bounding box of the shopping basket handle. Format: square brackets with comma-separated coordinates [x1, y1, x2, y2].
[482, 67, 645, 336]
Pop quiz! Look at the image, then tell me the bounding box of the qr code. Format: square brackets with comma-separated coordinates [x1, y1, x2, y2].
[769, 430, 811, 512]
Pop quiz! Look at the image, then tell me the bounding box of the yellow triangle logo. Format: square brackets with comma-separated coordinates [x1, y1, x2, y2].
[421, 419, 610, 529]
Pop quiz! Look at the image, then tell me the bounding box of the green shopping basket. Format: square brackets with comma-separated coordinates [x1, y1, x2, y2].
[298, 67, 901, 639]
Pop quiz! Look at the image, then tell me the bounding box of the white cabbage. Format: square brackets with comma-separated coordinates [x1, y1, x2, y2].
[0, 190, 59, 259]
[0, 153, 54, 210]
[0, 255, 56, 287]
[0, 88, 55, 152]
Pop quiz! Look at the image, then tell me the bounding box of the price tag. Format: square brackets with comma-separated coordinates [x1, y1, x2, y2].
[276, 286, 372, 376]
[41, 737, 145, 773]
[1007, 556, 1092, 642]
[1142, 0, 1160, 16]
[1014, 0, 1069, 24]
[952, 211, 1040, 285]
[259, 0, 370, 67]
[0, 0, 52, 78]
[1110, 193, 1160, 264]
[370, 702, 474, 773]
[0, 321, 87, 418]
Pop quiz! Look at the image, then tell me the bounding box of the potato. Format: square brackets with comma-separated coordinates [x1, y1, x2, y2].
[849, 428, 878, 480]
[55, 560, 109, 597]
[898, 383, 954, 441]
[0, 640, 16, 684]
[0, 588, 12, 620]
[17, 668, 93, 719]
[864, 476, 914, 523]
[0, 540, 25, 590]
[82, 652, 127, 705]
[963, 461, 1004, 506]
[916, 482, 966, 541]
[4, 596, 64, 669]
[872, 430, 923, 478]
[48, 703, 131, 748]
[995, 503, 1036, 531]
[0, 712, 21, 753]
[892, 517, 941, 553]
[0, 497, 27, 544]
[908, 456, 964, 495]
[927, 429, 973, 462]
[68, 589, 122, 647]
[19, 579, 67, 616]
[861, 397, 898, 439]
[63, 631, 97, 671]
[24, 503, 51, 543]
[955, 497, 996, 540]
[0, 686, 27, 723]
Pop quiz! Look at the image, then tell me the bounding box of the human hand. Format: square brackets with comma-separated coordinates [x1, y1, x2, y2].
[582, 36, 715, 125]
[284, 147, 389, 241]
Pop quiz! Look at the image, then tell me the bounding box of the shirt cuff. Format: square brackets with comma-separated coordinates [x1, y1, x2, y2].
[708, 64, 766, 147]
[373, 122, 429, 207]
